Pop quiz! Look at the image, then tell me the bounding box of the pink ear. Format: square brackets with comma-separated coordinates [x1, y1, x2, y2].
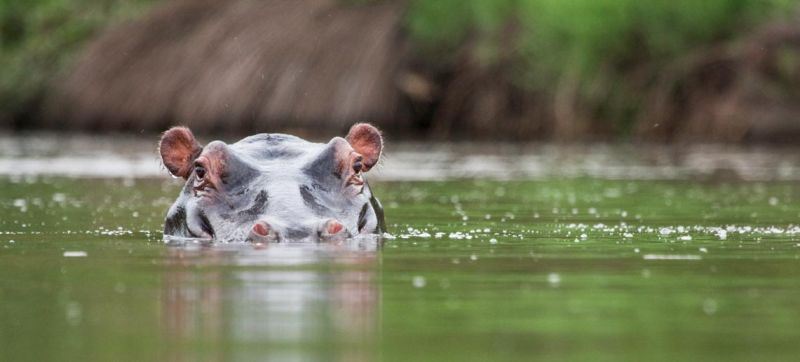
[345, 123, 383, 171]
[159, 127, 203, 179]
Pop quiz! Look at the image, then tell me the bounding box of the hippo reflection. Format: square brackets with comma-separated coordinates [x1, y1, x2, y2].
[159, 123, 386, 242]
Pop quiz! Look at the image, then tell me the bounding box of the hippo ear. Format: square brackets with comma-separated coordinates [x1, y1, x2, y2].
[159, 127, 203, 179]
[345, 123, 383, 172]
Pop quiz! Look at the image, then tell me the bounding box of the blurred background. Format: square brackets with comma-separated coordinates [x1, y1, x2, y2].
[2, 0, 800, 142]
[5, 3, 800, 361]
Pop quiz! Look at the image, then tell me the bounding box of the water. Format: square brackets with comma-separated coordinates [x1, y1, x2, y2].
[2, 138, 800, 361]
[4, 133, 800, 181]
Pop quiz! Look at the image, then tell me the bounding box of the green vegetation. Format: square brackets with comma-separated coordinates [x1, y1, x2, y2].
[0, 0, 154, 123]
[409, 0, 793, 79]
[408, 0, 796, 134]
[1, 0, 798, 136]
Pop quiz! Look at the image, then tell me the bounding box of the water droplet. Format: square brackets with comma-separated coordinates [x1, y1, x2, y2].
[412, 276, 426, 288]
[52, 193, 67, 203]
[13, 199, 27, 212]
[703, 298, 718, 316]
[63, 251, 87, 257]
[65, 301, 82, 326]
[547, 273, 561, 287]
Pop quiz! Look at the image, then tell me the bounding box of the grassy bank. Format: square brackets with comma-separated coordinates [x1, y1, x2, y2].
[0, 0, 154, 125]
[410, 0, 792, 75]
[1, 0, 798, 139]
[408, 0, 796, 138]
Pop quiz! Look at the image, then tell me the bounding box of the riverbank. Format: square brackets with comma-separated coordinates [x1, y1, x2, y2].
[3, 0, 800, 142]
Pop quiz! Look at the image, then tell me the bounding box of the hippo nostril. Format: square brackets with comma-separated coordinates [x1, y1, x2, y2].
[252, 221, 270, 236]
[194, 165, 205, 178]
[319, 218, 349, 242]
[327, 220, 344, 235]
[249, 220, 279, 243]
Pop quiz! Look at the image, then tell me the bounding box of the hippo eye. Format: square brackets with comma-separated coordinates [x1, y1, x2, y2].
[353, 156, 363, 173]
[194, 165, 206, 179]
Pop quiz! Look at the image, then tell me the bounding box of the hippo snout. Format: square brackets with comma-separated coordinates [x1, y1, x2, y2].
[247, 218, 351, 243]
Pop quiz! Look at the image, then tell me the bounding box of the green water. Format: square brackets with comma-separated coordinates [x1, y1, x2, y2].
[1, 177, 799, 361]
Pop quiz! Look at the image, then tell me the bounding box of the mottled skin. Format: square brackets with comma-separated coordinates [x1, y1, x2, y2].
[159, 124, 385, 243]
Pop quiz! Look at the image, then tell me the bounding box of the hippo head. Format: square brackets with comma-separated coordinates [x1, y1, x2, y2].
[159, 123, 386, 243]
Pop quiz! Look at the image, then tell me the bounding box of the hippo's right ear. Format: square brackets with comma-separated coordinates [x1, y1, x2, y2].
[346, 123, 383, 172]
[159, 127, 203, 179]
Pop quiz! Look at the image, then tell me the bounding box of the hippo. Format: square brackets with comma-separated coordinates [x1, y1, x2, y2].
[158, 123, 386, 243]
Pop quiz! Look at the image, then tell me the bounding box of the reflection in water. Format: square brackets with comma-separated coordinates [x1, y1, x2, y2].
[162, 238, 381, 361]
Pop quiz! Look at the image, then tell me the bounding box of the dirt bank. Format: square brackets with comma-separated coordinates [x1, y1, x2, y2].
[48, 0, 411, 136]
[45, 1, 800, 143]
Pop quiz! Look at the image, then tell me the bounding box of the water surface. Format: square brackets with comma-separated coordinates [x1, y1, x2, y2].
[1, 175, 799, 361]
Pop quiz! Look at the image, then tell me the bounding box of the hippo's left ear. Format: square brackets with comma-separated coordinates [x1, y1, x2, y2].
[346, 123, 383, 172]
[159, 127, 203, 179]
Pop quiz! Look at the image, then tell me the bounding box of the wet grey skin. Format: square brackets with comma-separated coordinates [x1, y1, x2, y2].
[159, 124, 386, 243]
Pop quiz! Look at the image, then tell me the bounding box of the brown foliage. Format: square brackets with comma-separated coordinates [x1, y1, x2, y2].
[45, 1, 800, 143]
[49, 0, 408, 135]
